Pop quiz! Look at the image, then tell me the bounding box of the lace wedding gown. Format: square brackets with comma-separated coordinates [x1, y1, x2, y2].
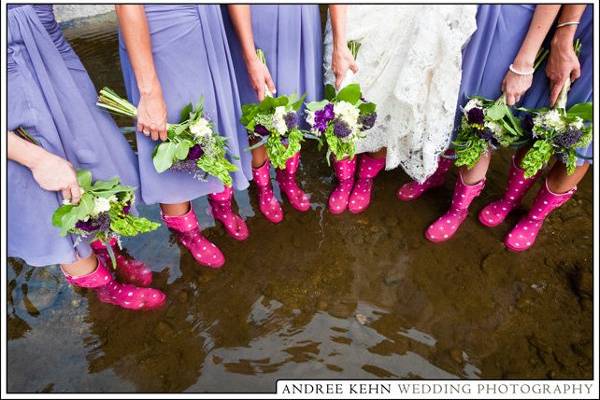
[324, 5, 477, 182]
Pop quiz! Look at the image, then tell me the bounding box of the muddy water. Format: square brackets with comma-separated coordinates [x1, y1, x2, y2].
[7, 14, 594, 392]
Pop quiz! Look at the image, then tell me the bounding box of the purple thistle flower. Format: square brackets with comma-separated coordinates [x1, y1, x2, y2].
[284, 112, 299, 130]
[554, 127, 582, 148]
[187, 144, 204, 160]
[314, 103, 335, 133]
[359, 112, 377, 130]
[478, 128, 499, 147]
[557, 151, 569, 164]
[254, 124, 270, 137]
[170, 159, 198, 174]
[333, 119, 352, 139]
[467, 107, 485, 125]
[521, 113, 534, 134]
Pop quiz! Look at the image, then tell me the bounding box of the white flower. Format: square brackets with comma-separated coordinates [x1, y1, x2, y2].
[189, 118, 212, 139]
[570, 117, 584, 130]
[334, 101, 360, 128]
[272, 106, 288, 135]
[93, 197, 111, 215]
[463, 99, 483, 114]
[484, 120, 504, 136]
[306, 110, 315, 127]
[542, 109, 565, 131]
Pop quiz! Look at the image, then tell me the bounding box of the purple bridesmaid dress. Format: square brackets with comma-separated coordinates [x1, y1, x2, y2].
[222, 5, 323, 109]
[119, 5, 252, 205]
[7, 5, 141, 266]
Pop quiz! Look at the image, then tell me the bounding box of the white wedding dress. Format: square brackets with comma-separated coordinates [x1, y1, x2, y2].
[324, 5, 477, 182]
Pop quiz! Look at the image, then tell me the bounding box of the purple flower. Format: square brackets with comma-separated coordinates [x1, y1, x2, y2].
[478, 128, 499, 147]
[76, 213, 110, 233]
[467, 107, 485, 125]
[333, 119, 352, 138]
[254, 124, 270, 137]
[521, 113, 534, 134]
[554, 128, 582, 148]
[284, 112, 299, 130]
[170, 159, 198, 173]
[76, 220, 98, 232]
[123, 202, 131, 215]
[187, 144, 204, 160]
[359, 112, 377, 130]
[314, 103, 335, 132]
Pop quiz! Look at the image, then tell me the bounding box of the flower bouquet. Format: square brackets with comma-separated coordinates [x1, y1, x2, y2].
[52, 169, 160, 267]
[305, 41, 377, 163]
[240, 49, 307, 169]
[519, 39, 592, 177]
[453, 49, 550, 168]
[97, 88, 237, 186]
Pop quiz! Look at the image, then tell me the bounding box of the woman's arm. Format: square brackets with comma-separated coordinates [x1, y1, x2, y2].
[8, 131, 81, 203]
[546, 4, 587, 106]
[329, 5, 358, 89]
[227, 5, 275, 101]
[115, 5, 167, 141]
[502, 5, 562, 105]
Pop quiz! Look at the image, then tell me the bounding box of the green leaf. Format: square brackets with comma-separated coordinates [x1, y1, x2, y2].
[75, 193, 95, 219]
[153, 142, 177, 173]
[91, 176, 120, 191]
[324, 84, 336, 101]
[567, 102, 592, 121]
[175, 141, 191, 160]
[291, 93, 307, 110]
[76, 170, 93, 189]
[59, 209, 80, 236]
[179, 102, 193, 123]
[52, 205, 74, 227]
[336, 83, 361, 104]
[359, 102, 376, 115]
[486, 102, 506, 121]
[306, 100, 330, 112]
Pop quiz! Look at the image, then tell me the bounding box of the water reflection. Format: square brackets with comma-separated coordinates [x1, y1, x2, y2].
[6, 12, 594, 392]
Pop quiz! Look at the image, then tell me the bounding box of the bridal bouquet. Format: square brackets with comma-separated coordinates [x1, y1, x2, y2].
[97, 88, 237, 186]
[453, 49, 550, 168]
[241, 49, 306, 169]
[305, 41, 377, 162]
[519, 39, 592, 177]
[52, 169, 160, 267]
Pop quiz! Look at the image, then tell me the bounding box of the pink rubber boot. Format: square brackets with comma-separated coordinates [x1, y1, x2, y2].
[252, 160, 283, 223]
[91, 238, 153, 287]
[209, 186, 249, 241]
[63, 258, 166, 310]
[328, 156, 357, 214]
[425, 174, 486, 243]
[479, 156, 541, 227]
[397, 155, 453, 201]
[162, 207, 225, 268]
[348, 154, 385, 214]
[275, 152, 311, 212]
[505, 180, 575, 252]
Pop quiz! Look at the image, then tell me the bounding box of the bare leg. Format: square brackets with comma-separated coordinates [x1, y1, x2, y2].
[369, 148, 387, 159]
[460, 150, 492, 185]
[251, 144, 268, 168]
[61, 253, 98, 277]
[547, 161, 589, 193]
[161, 201, 191, 216]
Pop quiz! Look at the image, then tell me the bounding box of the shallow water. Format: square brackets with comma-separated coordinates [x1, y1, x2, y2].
[7, 14, 594, 392]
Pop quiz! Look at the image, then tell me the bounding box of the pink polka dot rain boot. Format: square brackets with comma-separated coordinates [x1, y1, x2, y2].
[479, 156, 541, 227]
[252, 160, 283, 223]
[208, 186, 249, 241]
[328, 156, 357, 214]
[91, 238, 153, 287]
[425, 173, 485, 243]
[63, 258, 166, 310]
[348, 153, 385, 214]
[505, 179, 576, 252]
[162, 207, 225, 268]
[397, 154, 453, 201]
[275, 151, 311, 212]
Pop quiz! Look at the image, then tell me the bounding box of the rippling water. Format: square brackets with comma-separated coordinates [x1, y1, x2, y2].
[7, 12, 594, 392]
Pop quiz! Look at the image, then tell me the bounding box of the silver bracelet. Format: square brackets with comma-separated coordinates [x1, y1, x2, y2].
[509, 64, 534, 76]
[556, 21, 580, 28]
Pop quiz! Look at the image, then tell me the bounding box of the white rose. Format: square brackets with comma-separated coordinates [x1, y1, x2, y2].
[272, 106, 288, 135]
[334, 101, 360, 127]
[93, 197, 111, 215]
[190, 118, 212, 139]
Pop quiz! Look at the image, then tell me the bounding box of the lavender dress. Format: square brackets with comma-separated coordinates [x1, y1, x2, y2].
[119, 5, 252, 205]
[7, 5, 140, 266]
[223, 5, 323, 111]
[456, 5, 593, 165]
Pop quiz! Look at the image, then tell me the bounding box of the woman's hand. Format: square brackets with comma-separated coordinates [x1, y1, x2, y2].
[136, 80, 167, 141]
[332, 44, 358, 89]
[546, 30, 581, 106]
[31, 151, 82, 204]
[246, 57, 276, 101]
[501, 63, 533, 106]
